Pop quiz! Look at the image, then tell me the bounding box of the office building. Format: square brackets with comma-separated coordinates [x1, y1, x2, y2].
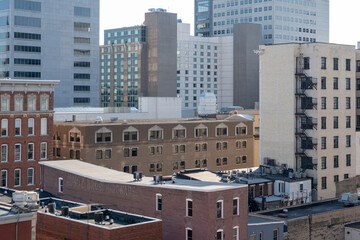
[195, 0, 329, 44]
[0, 79, 58, 190]
[53, 113, 259, 176]
[100, 9, 177, 108]
[0, 0, 99, 107]
[260, 43, 356, 200]
[40, 160, 248, 240]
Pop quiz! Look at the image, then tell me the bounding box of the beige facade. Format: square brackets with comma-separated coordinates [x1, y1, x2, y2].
[53, 115, 259, 176]
[260, 43, 356, 200]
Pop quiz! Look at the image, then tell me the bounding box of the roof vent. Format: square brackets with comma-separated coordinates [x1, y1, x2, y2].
[94, 212, 104, 224]
[153, 175, 163, 184]
[95, 116, 103, 124]
[133, 172, 142, 181]
[61, 206, 69, 217]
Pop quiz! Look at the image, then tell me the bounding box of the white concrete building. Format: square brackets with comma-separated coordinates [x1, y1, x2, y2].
[260, 43, 356, 200]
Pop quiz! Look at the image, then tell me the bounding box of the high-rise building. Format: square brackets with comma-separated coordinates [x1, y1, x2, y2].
[0, 0, 99, 107]
[194, 0, 329, 44]
[100, 9, 177, 108]
[260, 43, 356, 200]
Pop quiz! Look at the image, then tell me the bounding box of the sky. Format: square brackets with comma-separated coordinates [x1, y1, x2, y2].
[100, 0, 360, 46]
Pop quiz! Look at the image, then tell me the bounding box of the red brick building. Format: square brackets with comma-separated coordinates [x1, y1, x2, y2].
[40, 160, 248, 240]
[0, 79, 59, 190]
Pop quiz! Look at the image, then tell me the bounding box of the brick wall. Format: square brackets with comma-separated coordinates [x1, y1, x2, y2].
[0, 220, 32, 240]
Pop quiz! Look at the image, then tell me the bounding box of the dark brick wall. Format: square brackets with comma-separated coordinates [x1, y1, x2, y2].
[0, 220, 32, 240]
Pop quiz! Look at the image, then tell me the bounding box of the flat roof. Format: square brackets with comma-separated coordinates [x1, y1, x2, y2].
[0, 79, 60, 85]
[54, 116, 253, 126]
[345, 221, 360, 229]
[258, 199, 355, 220]
[40, 160, 246, 192]
[248, 215, 284, 225]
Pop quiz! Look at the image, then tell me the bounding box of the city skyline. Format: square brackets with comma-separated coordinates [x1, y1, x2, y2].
[100, 0, 360, 46]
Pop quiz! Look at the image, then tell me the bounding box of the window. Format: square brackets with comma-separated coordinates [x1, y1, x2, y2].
[195, 125, 207, 137]
[156, 194, 162, 211]
[344, 174, 349, 179]
[105, 149, 111, 159]
[1, 144, 7, 162]
[321, 57, 326, 69]
[346, 135, 351, 147]
[14, 144, 21, 162]
[268, 183, 273, 195]
[233, 198, 239, 215]
[216, 125, 228, 137]
[28, 118, 34, 135]
[27, 168, 34, 186]
[186, 228, 193, 240]
[14, 96, 23, 111]
[0, 170, 7, 187]
[124, 147, 138, 157]
[321, 137, 326, 149]
[1, 96, 9, 111]
[321, 157, 326, 169]
[216, 200, 223, 218]
[40, 96, 49, 111]
[27, 143, 34, 160]
[273, 228, 279, 240]
[333, 117, 338, 129]
[321, 97, 326, 109]
[346, 97, 351, 109]
[14, 169, 21, 187]
[95, 128, 112, 143]
[334, 175, 339, 183]
[40, 142, 47, 159]
[233, 227, 239, 240]
[1, 119, 7, 136]
[333, 136, 338, 148]
[96, 150, 102, 159]
[321, 77, 326, 89]
[346, 59, 351, 71]
[149, 127, 163, 140]
[333, 97, 338, 109]
[321, 117, 326, 129]
[58, 177, 63, 192]
[333, 77, 338, 90]
[41, 118, 47, 135]
[334, 155, 339, 168]
[14, 16, 41, 27]
[15, 119, 21, 136]
[346, 154, 351, 166]
[123, 128, 138, 141]
[321, 177, 327, 189]
[260, 184, 264, 196]
[217, 230, 224, 240]
[149, 146, 163, 155]
[173, 126, 186, 139]
[74, 22, 90, 32]
[74, 6, 90, 17]
[333, 58, 338, 70]
[186, 199, 193, 217]
[346, 78, 351, 90]
[346, 116, 351, 128]
[236, 126, 247, 135]
[27, 96, 36, 111]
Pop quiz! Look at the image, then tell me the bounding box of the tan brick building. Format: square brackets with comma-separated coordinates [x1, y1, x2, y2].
[53, 114, 258, 176]
[0, 79, 58, 190]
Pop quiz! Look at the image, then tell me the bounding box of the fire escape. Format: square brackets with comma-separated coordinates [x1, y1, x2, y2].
[295, 56, 318, 171]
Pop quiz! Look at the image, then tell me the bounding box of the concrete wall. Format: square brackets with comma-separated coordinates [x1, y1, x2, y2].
[233, 23, 262, 109]
[345, 227, 360, 240]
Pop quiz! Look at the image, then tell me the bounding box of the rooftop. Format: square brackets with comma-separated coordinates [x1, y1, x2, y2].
[0, 79, 60, 85]
[38, 197, 159, 229]
[248, 215, 284, 225]
[40, 160, 246, 192]
[257, 199, 357, 220]
[54, 115, 253, 126]
[345, 221, 360, 230]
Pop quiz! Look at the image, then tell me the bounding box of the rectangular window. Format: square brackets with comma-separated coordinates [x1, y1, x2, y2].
[40, 142, 47, 159]
[15, 97, 23, 111]
[346, 154, 351, 166]
[1, 98, 9, 111]
[321, 157, 326, 169]
[186, 228, 193, 240]
[273, 228, 279, 240]
[40, 97, 48, 111]
[173, 129, 186, 139]
[321, 57, 326, 69]
[186, 199, 193, 217]
[216, 127, 227, 136]
[346, 116, 351, 128]
[333, 116, 339, 129]
[14, 16, 41, 27]
[236, 126, 247, 135]
[346, 135, 351, 147]
[321, 177, 327, 189]
[96, 149, 102, 160]
[321, 97, 326, 109]
[14, 144, 21, 162]
[15, 119, 21, 136]
[105, 149, 111, 159]
[149, 130, 163, 140]
[28, 143, 34, 160]
[333, 97, 338, 109]
[27, 97, 36, 111]
[217, 200, 223, 218]
[346, 97, 351, 109]
[321, 77, 326, 89]
[333, 136, 338, 149]
[195, 128, 207, 137]
[333, 58, 338, 70]
[74, 22, 90, 32]
[14, 169, 21, 187]
[321, 117, 326, 129]
[58, 177, 63, 192]
[233, 198, 239, 215]
[346, 59, 351, 71]
[124, 131, 138, 141]
[346, 78, 351, 90]
[1, 119, 8, 136]
[321, 137, 326, 149]
[41, 118, 47, 135]
[344, 174, 349, 179]
[14, 32, 41, 40]
[156, 194, 162, 211]
[74, 6, 90, 17]
[334, 175, 339, 183]
[27, 168, 34, 186]
[1, 144, 7, 162]
[333, 77, 338, 90]
[28, 118, 34, 135]
[233, 227, 239, 240]
[334, 155, 339, 168]
[1, 170, 7, 187]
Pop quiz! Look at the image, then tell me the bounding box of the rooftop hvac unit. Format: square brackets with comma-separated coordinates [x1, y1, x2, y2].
[153, 175, 163, 184]
[133, 172, 143, 181]
[268, 159, 276, 166]
[48, 203, 55, 214]
[110, 117, 118, 122]
[12, 191, 39, 209]
[94, 212, 104, 224]
[61, 206, 69, 217]
[95, 116, 103, 124]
